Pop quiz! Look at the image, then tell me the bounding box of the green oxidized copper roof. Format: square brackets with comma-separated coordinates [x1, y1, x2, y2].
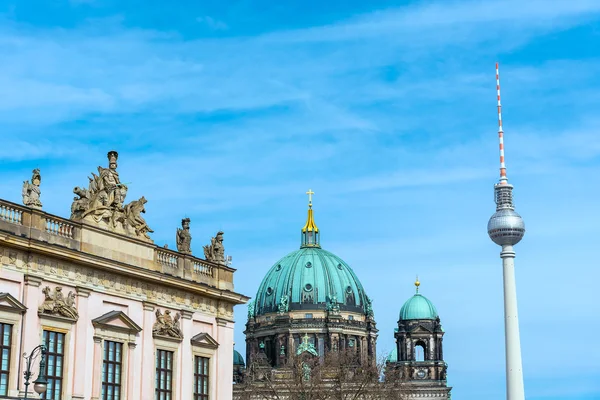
[399, 293, 438, 320]
[253, 246, 370, 316]
[233, 349, 245, 366]
[253, 195, 371, 317]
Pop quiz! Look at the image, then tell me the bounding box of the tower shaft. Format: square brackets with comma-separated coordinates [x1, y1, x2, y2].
[501, 245, 525, 400]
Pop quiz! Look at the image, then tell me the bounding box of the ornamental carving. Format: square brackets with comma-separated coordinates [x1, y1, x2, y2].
[203, 231, 225, 264]
[22, 168, 42, 209]
[38, 286, 79, 321]
[152, 309, 183, 339]
[176, 218, 192, 254]
[70, 151, 154, 242]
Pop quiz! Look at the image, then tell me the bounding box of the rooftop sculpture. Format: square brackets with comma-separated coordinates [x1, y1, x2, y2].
[22, 168, 42, 209]
[70, 151, 154, 242]
[176, 217, 192, 254]
[204, 231, 226, 264]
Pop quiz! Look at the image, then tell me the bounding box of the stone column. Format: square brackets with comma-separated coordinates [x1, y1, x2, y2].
[126, 342, 137, 400]
[429, 337, 435, 360]
[72, 287, 91, 399]
[91, 336, 103, 400]
[18, 275, 43, 397]
[140, 302, 156, 400]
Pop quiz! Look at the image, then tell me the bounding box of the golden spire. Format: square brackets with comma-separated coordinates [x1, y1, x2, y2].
[302, 189, 318, 233]
[415, 275, 420, 293]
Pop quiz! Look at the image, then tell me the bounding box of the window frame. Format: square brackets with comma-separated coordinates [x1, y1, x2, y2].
[101, 340, 123, 400]
[193, 356, 210, 400]
[0, 323, 12, 397]
[155, 349, 174, 400]
[41, 329, 66, 400]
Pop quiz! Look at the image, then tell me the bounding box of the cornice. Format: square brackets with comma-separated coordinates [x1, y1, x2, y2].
[1, 235, 248, 305]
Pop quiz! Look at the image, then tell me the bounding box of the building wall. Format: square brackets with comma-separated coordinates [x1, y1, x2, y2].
[0, 199, 247, 400]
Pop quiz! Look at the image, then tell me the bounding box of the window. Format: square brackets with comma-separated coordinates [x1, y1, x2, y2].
[155, 350, 173, 400]
[348, 315, 354, 321]
[102, 341, 123, 400]
[42, 330, 65, 400]
[193, 356, 209, 400]
[304, 313, 313, 319]
[0, 323, 12, 396]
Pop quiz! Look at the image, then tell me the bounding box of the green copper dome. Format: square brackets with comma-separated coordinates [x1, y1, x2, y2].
[233, 349, 245, 366]
[399, 293, 438, 321]
[253, 196, 372, 317]
[253, 247, 371, 316]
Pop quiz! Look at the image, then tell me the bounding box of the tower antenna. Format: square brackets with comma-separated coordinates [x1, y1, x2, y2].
[496, 62, 507, 183]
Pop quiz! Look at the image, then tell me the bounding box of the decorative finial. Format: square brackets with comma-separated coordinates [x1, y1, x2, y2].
[415, 275, 420, 293]
[306, 189, 314, 207]
[301, 189, 320, 248]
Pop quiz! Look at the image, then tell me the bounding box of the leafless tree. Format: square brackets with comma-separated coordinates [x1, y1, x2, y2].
[234, 350, 412, 400]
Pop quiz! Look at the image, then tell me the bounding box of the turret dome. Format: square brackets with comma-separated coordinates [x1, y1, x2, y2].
[399, 294, 438, 320]
[399, 280, 439, 321]
[233, 349, 245, 367]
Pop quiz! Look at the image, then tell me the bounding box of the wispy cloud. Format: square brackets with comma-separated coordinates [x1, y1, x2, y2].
[196, 16, 228, 31]
[1, 1, 600, 399]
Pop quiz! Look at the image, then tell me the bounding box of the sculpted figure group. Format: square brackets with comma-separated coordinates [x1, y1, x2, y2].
[70, 151, 154, 241]
[153, 309, 183, 339]
[38, 286, 79, 321]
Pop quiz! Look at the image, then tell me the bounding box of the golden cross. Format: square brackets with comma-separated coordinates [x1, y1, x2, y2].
[306, 189, 314, 206]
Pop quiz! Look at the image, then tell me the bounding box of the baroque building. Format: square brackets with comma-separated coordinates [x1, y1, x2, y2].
[243, 193, 377, 369]
[234, 193, 451, 399]
[0, 151, 249, 400]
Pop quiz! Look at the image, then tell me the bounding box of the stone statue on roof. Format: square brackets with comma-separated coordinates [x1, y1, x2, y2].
[70, 151, 153, 242]
[203, 231, 225, 264]
[22, 168, 43, 209]
[176, 218, 192, 254]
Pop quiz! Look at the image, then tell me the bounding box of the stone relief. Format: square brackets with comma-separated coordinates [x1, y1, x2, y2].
[152, 309, 183, 339]
[70, 151, 153, 242]
[38, 286, 79, 321]
[1, 246, 234, 319]
[203, 231, 225, 264]
[176, 218, 192, 254]
[22, 168, 43, 209]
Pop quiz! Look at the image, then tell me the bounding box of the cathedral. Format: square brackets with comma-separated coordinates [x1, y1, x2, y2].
[233, 193, 451, 399]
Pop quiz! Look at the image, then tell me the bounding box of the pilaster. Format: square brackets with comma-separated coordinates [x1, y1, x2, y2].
[140, 302, 156, 400]
[72, 286, 92, 399]
[91, 336, 103, 400]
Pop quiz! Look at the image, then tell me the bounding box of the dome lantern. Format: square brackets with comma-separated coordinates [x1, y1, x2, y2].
[301, 189, 320, 248]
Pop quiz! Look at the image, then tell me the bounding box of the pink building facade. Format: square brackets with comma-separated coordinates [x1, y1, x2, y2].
[0, 197, 248, 400]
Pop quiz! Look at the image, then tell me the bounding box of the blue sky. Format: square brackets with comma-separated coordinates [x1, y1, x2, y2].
[1, 0, 599, 398]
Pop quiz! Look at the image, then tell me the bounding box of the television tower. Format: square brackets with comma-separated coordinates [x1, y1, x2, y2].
[487, 63, 526, 400]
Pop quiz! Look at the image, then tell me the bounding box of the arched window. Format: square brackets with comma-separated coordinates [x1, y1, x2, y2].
[414, 341, 426, 362]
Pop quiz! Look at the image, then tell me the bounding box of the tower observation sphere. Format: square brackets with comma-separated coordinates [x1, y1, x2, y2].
[487, 185, 525, 246]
